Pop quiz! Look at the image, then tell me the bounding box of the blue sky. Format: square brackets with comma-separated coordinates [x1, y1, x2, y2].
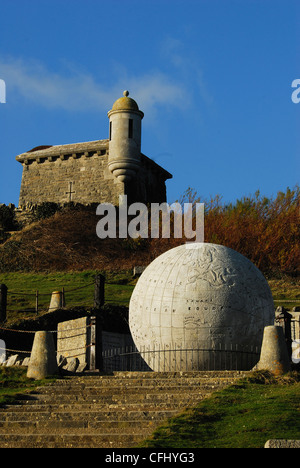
[0, 0, 299, 207]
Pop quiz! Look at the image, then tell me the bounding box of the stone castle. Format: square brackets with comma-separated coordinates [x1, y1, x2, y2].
[16, 91, 172, 208]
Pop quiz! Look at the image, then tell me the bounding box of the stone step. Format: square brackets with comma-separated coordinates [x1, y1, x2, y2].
[0, 419, 160, 431]
[0, 371, 246, 448]
[55, 371, 247, 383]
[69, 372, 247, 383]
[11, 390, 212, 404]
[0, 402, 186, 413]
[0, 433, 144, 448]
[28, 385, 220, 396]
[36, 379, 235, 390]
[101, 371, 248, 378]
[0, 409, 179, 422]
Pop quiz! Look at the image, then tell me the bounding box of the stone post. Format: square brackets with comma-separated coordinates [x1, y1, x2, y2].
[49, 291, 64, 312]
[256, 325, 291, 375]
[27, 331, 58, 380]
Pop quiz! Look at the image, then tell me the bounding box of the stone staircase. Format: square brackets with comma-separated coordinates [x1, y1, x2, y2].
[0, 371, 247, 448]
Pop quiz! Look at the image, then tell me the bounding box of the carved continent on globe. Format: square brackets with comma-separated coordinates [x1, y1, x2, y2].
[129, 243, 274, 371]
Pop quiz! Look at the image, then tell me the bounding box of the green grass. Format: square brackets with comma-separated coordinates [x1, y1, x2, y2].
[0, 367, 57, 405]
[0, 271, 136, 324]
[139, 371, 300, 449]
[268, 277, 300, 309]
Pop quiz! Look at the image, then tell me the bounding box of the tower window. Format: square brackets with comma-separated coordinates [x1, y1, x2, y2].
[109, 121, 112, 140]
[128, 119, 133, 138]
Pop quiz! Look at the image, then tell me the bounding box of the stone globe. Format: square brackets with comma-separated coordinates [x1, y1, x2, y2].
[129, 243, 274, 371]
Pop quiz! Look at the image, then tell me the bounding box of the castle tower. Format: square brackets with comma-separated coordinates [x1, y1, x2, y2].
[16, 90, 172, 209]
[107, 91, 144, 182]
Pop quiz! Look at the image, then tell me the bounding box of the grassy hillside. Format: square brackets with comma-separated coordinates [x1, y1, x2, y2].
[0, 205, 174, 272]
[0, 367, 57, 406]
[0, 186, 299, 275]
[139, 371, 300, 448]
[0, 270, 136, 325]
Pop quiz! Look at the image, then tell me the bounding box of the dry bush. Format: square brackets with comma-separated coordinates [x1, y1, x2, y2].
[0, 186, 298, 274]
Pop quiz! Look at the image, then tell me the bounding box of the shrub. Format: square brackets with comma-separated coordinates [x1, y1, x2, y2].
[0, 205, 17, 231]
[33, 202, 61, 220]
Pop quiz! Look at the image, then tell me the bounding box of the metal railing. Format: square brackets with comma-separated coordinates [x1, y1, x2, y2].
[102, 343, 260, 373]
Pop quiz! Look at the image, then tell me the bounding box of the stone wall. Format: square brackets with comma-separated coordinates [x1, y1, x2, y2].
[18, 141, 124, 207]
[16, 140, 172, 207]
[57, 316, 92, 366]
[57, 317, 134, 372]
[125, 154, 169, 204]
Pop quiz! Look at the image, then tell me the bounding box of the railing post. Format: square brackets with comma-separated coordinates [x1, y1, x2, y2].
[276, 308, 293, 358]
[35, 290, 39, 315]
[0, 284, 8, 323]
[62, 287, 66, 307]
[94, 274, 105, 309]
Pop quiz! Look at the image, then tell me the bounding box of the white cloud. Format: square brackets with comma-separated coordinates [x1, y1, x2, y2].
[0, 57, 113, 111]
[160, 37, 186, 68]
[159, 36, 214, 109]
[126, 72, 189, 113]
[0, 56, 189, 115]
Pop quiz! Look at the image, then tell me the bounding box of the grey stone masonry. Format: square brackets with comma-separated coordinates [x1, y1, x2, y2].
[57, 316, 92, 368]
[16, 140, 172, 207]
[17, 140, 122, 207]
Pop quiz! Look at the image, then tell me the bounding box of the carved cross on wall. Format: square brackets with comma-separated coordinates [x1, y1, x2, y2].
[66, 181, 75, 202]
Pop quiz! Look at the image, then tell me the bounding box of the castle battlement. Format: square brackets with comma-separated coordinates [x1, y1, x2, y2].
[16, 140, 109, 165]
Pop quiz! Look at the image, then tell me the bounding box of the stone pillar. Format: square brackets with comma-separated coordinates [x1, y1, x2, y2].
[49, 291, 64, 311]
[27, 331, 58, 380]
[0, 284, 7, 323]
[256, 325, 291, 375]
